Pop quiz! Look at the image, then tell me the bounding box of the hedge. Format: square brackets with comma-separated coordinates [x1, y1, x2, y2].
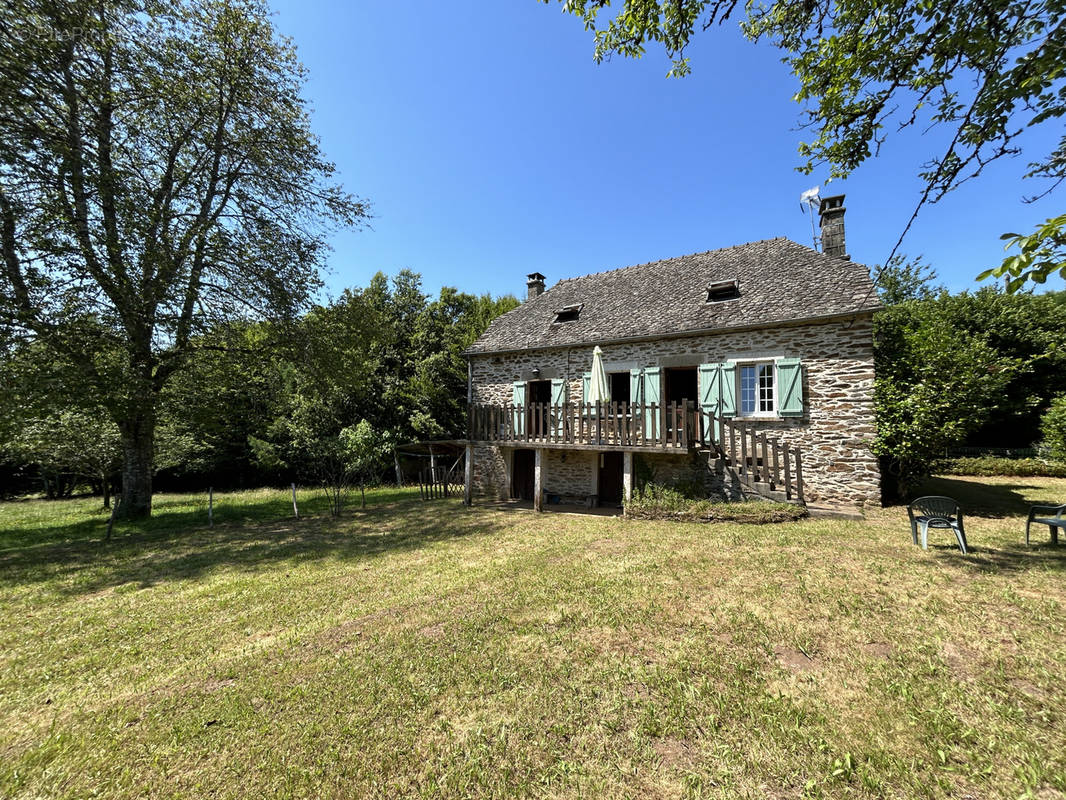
[937, 456, 1066, 478]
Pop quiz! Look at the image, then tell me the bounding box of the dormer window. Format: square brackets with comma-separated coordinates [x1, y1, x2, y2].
[706, 279, 740, 303]
[552, 303, 583, 324]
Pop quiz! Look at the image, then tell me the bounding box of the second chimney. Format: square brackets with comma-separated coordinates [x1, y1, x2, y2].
[818, 194, 849, 260]
[526, 272, 546, 300]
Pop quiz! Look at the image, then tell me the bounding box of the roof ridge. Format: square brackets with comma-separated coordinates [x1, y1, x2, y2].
[551, 237, 793, 287]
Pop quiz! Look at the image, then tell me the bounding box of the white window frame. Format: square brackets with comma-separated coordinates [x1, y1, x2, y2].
[735, 359, 777, 418]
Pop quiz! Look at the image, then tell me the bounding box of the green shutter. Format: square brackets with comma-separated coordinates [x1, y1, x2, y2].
[550, 378, 566, 436]
[643, 367, 661, 436]
[698, 363, 721, 442]
[630, 368, 644, 407]
[551, 378, 566, 406]
[512, 381, 526, 435]
[720, 363, 737, 418]
[777, 358, 803, 417]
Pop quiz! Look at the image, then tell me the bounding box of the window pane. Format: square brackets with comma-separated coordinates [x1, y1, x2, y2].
[740, 365, 756, 414]
[758, 364, 774, 412]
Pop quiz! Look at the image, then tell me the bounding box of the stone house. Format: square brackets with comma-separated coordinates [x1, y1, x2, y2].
[460, 195, 881, 510]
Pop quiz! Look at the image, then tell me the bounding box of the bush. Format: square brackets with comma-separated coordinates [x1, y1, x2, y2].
[1039, 397, 1066, 463]
[936, 456, 1066, 478]
[626, 483, 807, 523]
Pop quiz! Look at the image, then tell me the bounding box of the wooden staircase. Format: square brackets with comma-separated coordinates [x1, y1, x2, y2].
[701, 414, 805, 505]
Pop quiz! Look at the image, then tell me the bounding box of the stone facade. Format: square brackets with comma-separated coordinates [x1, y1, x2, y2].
[471, 444, 509, 500]
[468, 315, 879, 506]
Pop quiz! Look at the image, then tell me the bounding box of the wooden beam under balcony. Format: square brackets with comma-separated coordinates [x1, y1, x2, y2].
[463, 439, 702, 454]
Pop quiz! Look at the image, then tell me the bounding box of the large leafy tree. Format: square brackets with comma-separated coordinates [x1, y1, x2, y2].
[0, 336, 121, 501]
[106, 273, 518, 492]
[0, 0, 367, 517]
[873, 287, 1066, 494]
[873, 300, 1018, 497]
[939, 288, 1066, 446]
[409, 287, 520, 439]
[545, 0, 1066, 287]
[154, 321, 289, 485]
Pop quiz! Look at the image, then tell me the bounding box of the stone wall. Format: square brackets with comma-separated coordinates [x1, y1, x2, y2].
[543, 449, 598, 501]
[471, 444, 509, 500]
[468, 316, 879, 506]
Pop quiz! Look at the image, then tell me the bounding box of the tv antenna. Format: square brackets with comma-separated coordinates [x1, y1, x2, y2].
[800, 186, 821, 251]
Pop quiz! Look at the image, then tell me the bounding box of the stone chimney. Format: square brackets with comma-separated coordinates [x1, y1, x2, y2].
[526, 272, 546, 300]
[818, 194, 849, 260]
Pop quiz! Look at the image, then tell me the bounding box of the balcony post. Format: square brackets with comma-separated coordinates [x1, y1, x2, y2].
[623, 451, 633, 503]
[463, 443, 472, 505]
[534, 448, 543, 512]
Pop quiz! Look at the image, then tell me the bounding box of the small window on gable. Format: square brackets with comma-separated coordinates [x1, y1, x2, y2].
[706, 279, 740, 303]
[552, 302, 583, 324]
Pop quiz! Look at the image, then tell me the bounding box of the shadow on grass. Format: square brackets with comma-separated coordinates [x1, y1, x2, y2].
[923, 539, 1066, 574]
[0, 488, 413, 551]
[0, 496, 499, 596]
[907, 476, 1057, 518]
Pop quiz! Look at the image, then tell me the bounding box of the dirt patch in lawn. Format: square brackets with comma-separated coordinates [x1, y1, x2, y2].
[202, 677, 237, 692]
[587, 537, 628, 555]
[316, 608, 402, 651]
[418, 622, 446, 639]
[862, 641, 894, 660]
[1010, 678, 1049, 701]
[942, 641, 981, 678]
[774, 645, 815, 673]
[653, 737, 697, 769]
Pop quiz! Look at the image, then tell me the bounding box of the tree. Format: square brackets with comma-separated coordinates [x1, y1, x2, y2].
[342, 420, 392, 509]
[0, 0, 367, 518]
[292, 422, 389, 516]
[0, 334, 122, 502]
[155, 321, 292, 487]
[875, 255, 942, 305]
[939, 288, 1066, 447]
[874, 299, 1019, 497]
[408, 287, 520, 439]
[871, 287, 1066, 491]
[546, 0, 1066, 288]
[980, 214, 1066, 291]
[1039, 397, 1066, 462]
[2, 410, 122, 501]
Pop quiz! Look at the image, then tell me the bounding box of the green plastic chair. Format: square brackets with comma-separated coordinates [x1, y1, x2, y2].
[1025, 503, 1065, 546]
[907, 496, 968, 554]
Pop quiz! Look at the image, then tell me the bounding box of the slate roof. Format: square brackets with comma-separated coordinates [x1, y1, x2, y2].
[465, 238, 881, 355]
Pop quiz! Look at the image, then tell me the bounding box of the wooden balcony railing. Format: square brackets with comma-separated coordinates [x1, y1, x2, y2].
[468, 401, 699, 450]
[468, 401, 805, 504]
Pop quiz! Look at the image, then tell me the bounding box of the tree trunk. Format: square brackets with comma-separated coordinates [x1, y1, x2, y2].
[118, 408, 155, 519]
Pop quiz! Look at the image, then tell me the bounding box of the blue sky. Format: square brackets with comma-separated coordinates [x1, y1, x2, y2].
[270, 0, 1063, 300]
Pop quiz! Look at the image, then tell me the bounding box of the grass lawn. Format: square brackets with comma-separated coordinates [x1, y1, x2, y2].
[0, 477, 1063, 799]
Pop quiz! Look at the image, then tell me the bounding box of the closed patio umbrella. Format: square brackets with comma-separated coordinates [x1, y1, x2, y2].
[588, 346, 609, 443]
[588, 346, 609, 404]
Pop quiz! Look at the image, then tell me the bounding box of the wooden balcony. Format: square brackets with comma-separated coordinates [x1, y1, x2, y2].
[468, 401, 699, 452]
[467, 401, 805, 503]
